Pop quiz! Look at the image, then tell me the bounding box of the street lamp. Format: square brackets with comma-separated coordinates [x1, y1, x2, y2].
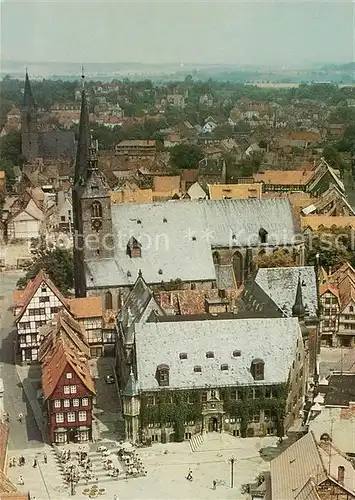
[229, 456, 236, 488]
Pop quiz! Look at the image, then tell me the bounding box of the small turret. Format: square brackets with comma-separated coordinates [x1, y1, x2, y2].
[292, 273, 305, 319]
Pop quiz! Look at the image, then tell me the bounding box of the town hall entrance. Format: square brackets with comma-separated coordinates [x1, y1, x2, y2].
[208, 417, 219, 432]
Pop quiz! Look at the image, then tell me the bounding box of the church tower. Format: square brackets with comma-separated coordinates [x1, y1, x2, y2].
[72, 77, 114, 298]
[21, 70, 39, 159]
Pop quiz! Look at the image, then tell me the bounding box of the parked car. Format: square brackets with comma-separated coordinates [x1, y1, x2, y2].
[105, 375, 115, 384]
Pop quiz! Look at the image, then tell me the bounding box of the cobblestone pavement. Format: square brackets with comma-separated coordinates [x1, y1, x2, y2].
[0, 271, 44, 450]
[8, 433, 279, 500]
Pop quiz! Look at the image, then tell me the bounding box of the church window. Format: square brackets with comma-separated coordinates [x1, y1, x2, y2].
[105, 291, 113, 310]
[91, 201, 102, 219]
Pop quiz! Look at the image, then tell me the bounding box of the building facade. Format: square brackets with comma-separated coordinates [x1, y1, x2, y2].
[41, 342, 95, 444]
[13, 270, 69, 363]
[118, 314, 307, 444]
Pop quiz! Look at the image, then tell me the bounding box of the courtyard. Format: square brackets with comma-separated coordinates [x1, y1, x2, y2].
[7, 433, 280, 500]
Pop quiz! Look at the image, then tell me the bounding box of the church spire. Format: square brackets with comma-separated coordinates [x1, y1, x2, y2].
[292, 273, 305, 318]
[23, 69, 36, 109]
[74, 71, 90, 185]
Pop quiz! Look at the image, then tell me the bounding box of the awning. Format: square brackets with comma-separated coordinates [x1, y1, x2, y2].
[78, 426, 90, 431]
[54, 427, 67, 433]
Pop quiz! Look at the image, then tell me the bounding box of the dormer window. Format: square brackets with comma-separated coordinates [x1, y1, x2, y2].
[179, 353, 187, 360]
[251, 358, 265, 380]
[259, 228, 268, 244]
[206, 351, 214, 358]
[156, 364, 169, 387]
[194, 365, 202, 373]
[127, 237, 141, 258]
[163, 218, 167, 223]
[221, 364, 229, 371]
[233, 350, 241, 357]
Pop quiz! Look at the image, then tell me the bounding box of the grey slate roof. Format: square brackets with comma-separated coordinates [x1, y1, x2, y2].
[255, 266, 318, 317]
[38, 131, 76, 159]
[135, 317, 301, 391]
[117, 275, 164, 335]
[86, 198, 300, 289]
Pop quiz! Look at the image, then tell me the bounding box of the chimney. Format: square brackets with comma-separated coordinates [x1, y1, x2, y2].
[338, 466, 345, 485]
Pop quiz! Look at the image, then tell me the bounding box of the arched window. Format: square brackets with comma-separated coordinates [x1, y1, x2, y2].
[91, 201, 102, 219]
[105, 291, 113, 310]
[212, 251, 221, 265]
[232, 251, 244, 287]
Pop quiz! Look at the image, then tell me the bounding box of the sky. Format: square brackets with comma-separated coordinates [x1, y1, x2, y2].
[1, 0, 354, 66]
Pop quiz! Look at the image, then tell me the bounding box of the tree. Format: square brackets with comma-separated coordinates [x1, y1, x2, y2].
[255, 249, 295, 269]
[322, 145, 349, 172]
[0, 131, 24, 166]
[170, 144, 204, 170]
[213, 123, 233, 139]
[306, 227, 354, 271]
[0, 158, 16, 191]
[16, 239, 74, 295]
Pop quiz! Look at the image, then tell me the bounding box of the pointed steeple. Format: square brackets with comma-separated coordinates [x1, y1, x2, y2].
[74, 71, 90, 185]
[23, 69, 36, 109]
[292, 273, 305, 318]
[122, 368, 138, 397]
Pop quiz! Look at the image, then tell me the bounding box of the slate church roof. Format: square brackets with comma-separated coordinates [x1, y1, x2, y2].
[85, 198, 301, 289]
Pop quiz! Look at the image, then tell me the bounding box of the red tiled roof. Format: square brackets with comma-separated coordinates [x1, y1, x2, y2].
[181, 169, 198, 182]
[38, 310, 90, 364]
[68, 297, 102, 319]
[14, 269, 70, 321]
[41, 340, 95, 400]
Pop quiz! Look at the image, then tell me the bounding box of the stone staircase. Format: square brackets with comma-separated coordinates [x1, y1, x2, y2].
[189, 433, 204, 452]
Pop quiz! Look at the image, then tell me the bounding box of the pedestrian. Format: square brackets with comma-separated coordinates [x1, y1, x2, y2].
[5, 412, 9, 422]
[12, 457, 16, 467]
[213, 480, 217, 490]
[18, 475, 24, 485]
[43, 453, 47, 464]
[18, 413, 23, 423]
[33, 458, 37, 468]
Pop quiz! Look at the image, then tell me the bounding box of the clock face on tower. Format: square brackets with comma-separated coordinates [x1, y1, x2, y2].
[92, 218, 102, 231]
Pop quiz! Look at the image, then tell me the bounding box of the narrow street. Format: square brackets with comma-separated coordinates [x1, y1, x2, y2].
[0, 272, 43, 450]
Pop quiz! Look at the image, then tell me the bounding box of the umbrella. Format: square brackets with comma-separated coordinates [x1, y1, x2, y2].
[121, 442, 133, 450]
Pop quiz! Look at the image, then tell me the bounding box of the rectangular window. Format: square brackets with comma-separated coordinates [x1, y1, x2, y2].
[64, 399, 70, 408]
[82, 398, 89, 407]
[66, 373, 72, 379]
[79, 411, 87, 422]
[230, 390, 238, 400]
[56, 413, 64, 423]
[63, 386, 70, 394]
[147, 396, 154, 406]
[202, 392, 207, 402]
[54, 399, 61, 408]
[72, 398, 79, 407]
[39, 296, 50, 303]
[264, 388, 272, 398]
[67, 412, 76, 423]
[51, 307, 59, 314]
[70, 385, 77, 394]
